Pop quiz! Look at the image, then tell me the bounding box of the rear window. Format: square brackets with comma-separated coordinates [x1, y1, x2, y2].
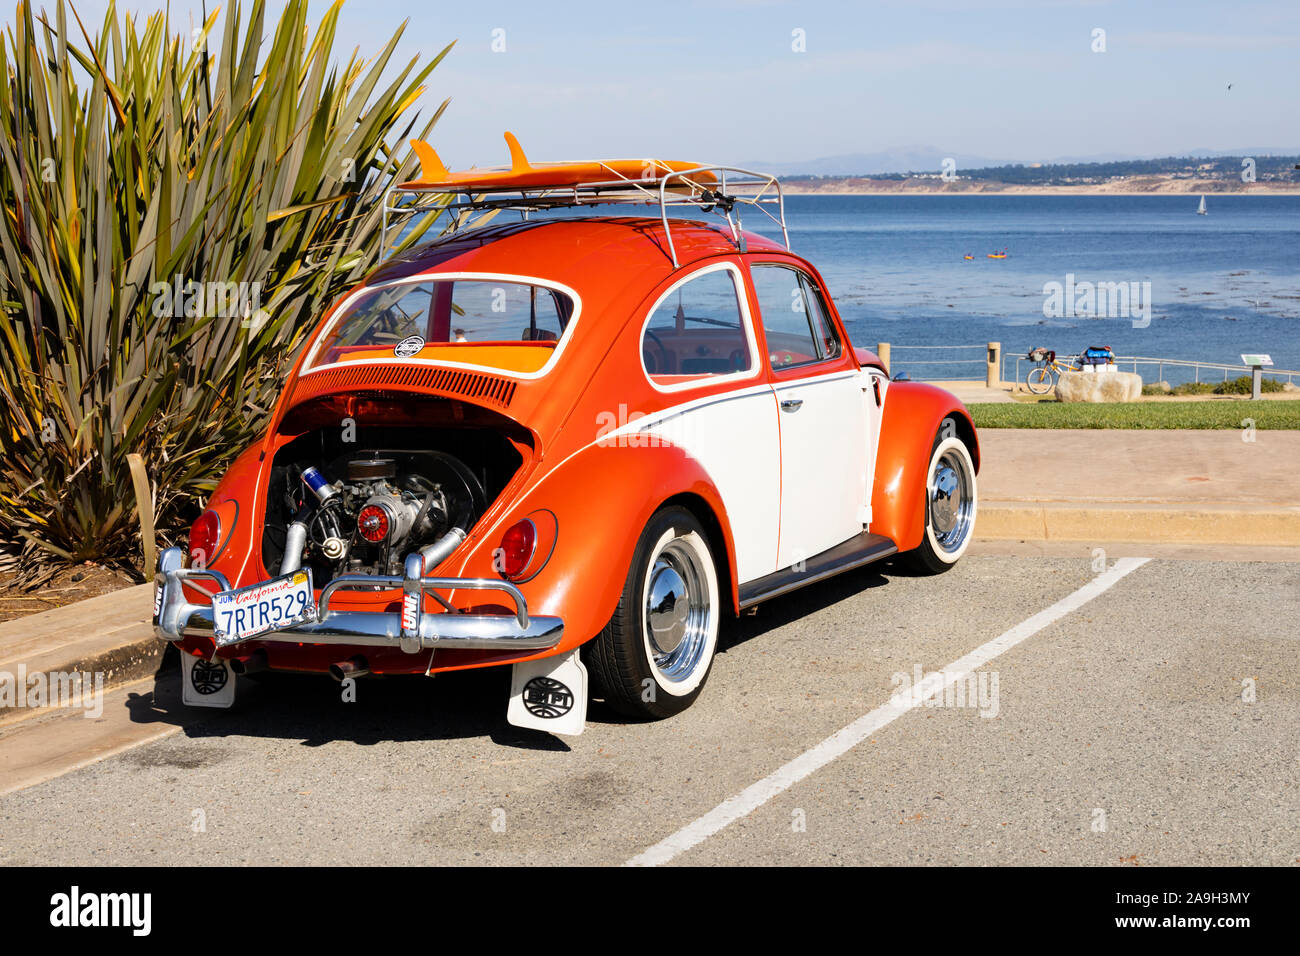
[303, 277, 578, 377]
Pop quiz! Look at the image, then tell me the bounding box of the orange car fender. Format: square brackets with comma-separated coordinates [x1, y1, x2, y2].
[171, 442, 267, 659]
[451, 440, 741, 659]
[871, 382, 980, 553]
[193, 443, 266, 583]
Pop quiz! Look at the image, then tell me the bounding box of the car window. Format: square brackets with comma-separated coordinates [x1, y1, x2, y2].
[305, 278, 576, 375]
[442, 282, 570, 342]
[642, 267, 753, 382]
[800, 274, 842, 361]
[750, 264, 841, 369]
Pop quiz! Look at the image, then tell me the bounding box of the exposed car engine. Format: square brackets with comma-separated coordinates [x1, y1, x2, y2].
[275, 452, 487, 579]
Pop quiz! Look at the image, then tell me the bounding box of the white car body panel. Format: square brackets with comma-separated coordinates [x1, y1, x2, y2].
[609, 384, 783, 585]
[772, 369, 872, 569]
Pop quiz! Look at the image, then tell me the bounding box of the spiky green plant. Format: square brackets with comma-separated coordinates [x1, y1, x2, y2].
[0, 0, 452, 580]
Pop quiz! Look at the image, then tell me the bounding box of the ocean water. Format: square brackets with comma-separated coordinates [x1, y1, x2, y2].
[409, 194, 1299, 384]
[738, 195, 1300, 384]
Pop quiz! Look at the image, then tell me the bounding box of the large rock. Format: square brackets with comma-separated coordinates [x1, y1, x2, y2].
[1056, 369, 1142, 403]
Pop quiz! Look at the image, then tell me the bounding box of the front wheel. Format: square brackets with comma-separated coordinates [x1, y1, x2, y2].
[584, 506, 721, 719]
[1025, 365, 1054, 394]
[899, 423, 978, 574]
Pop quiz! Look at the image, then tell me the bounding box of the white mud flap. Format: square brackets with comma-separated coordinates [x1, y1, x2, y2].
[507, 650, 587, 736]
[180, 652, 237, 709]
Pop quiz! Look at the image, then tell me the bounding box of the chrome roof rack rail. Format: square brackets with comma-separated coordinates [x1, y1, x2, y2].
[381, 162, 790, 268]
[380, 188, 455, 259]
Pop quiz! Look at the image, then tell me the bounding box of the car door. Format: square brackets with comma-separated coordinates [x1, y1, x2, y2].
[636, 261, 783, 586]
[748, 261, 872, 571]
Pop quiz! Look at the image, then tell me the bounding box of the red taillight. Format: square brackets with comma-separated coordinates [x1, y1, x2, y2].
[498, 519, 537, 579]
[357, 504, 390, 543]
[189, 510, 220, 568]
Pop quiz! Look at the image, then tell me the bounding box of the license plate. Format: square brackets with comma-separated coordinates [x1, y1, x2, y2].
[212, 570, 316, 647]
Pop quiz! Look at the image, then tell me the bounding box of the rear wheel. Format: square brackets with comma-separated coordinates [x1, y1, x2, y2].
[585, 506, 720, 719]
[900, 422, 978, 574]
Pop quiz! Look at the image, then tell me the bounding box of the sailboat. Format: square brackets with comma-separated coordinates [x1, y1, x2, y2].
[1197, 195, 1207, 215]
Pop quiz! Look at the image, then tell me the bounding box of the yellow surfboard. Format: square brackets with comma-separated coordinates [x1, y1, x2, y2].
[399, 132, 718, 193]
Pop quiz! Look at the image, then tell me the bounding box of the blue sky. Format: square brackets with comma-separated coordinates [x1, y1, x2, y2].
[31, 0, 1300, 168]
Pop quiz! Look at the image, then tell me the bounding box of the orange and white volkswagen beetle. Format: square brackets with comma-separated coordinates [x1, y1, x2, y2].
[154, 135, 979, 735]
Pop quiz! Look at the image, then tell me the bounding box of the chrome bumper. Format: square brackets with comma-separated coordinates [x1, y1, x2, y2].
[152, 547, 563, 654]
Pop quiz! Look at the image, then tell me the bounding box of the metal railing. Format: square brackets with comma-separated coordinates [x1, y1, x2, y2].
[889, 344, 987, 382]
[879, 342, 1298, 391]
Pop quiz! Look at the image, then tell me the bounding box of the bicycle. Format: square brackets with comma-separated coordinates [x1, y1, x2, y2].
[1024, 349, 1081, 394]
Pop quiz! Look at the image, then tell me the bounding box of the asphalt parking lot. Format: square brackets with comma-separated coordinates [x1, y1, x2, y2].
[1, 551, 1297, 866]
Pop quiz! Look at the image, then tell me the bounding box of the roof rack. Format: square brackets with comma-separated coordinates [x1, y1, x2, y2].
[381, 133, 790, 268]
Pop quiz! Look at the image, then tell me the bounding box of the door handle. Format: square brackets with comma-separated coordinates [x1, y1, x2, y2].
[780, 398, 803, 412]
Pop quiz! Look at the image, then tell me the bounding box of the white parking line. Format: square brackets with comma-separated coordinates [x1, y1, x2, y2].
[625, 556, 1151, 866]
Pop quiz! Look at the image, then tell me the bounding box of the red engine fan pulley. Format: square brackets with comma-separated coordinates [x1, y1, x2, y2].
[357, 504, 390, 543]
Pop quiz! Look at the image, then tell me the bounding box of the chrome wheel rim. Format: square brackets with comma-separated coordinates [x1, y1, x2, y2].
[929, 448, 975, 554]
[644, 538, 713, 684]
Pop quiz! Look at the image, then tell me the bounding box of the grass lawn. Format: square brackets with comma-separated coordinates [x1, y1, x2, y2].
[969, 400, 1300, 429]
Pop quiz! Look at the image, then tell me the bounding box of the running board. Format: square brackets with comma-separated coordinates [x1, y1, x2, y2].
[739, 532, 898, 609]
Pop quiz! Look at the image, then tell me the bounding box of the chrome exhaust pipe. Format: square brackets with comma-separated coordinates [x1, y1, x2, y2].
[279, 520, 309, 575]
[418, 527, 467, 571]
[329, 655, 369, 682]
[228, 649, 268, 676]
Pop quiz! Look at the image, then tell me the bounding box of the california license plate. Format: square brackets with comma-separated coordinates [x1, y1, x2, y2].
[212, 570, 315, 647]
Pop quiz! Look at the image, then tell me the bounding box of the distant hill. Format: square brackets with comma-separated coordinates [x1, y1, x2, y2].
[925, 154, 1300, 186]
[740, 148, 1017, 177]
[745, 149, 1300, 180]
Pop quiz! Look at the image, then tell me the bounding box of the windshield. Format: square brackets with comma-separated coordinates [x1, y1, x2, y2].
[303, 277, 578, 376]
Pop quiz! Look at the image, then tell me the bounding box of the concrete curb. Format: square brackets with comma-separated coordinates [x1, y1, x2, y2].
[979, 501, 1300, 546]
[0, 584, 165, 727]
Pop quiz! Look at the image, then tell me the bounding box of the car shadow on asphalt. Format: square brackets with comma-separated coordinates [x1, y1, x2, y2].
[125, 654, 572, 752]
[719, 564, 892, 653]
[121, 564, 897, 749]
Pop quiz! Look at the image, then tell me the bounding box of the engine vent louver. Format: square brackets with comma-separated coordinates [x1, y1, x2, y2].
[290, 364, 517, 409]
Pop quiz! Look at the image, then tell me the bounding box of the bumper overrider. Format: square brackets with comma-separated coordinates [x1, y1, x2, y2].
[152, 547, 564, 654]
